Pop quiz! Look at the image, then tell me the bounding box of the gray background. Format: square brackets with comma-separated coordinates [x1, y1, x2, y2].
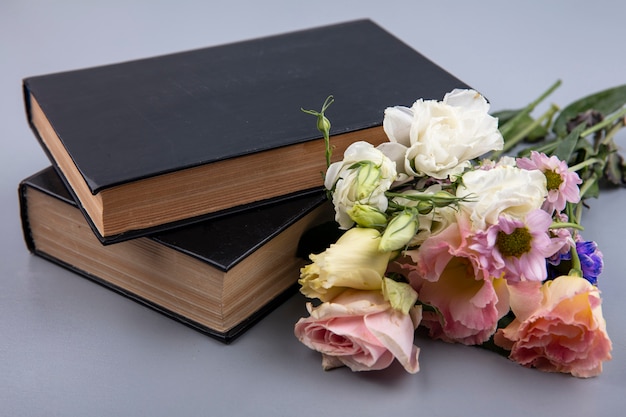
[2, 1, 625, 416]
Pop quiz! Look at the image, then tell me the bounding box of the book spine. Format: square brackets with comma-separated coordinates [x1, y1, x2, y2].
[18, 179, 36, 253]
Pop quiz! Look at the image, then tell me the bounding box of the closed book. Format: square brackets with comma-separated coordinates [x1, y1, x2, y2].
[23, 18, 470, 244]
[19, 167, 332, 343]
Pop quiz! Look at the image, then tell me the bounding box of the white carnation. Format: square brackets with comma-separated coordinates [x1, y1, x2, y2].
[382, 89, 504, 180]
[456, 165, 548, 230]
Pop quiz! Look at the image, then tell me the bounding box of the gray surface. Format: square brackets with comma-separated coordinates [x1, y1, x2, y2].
[1, 1, 625, 416]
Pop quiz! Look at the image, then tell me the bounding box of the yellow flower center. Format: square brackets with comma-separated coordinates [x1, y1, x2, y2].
[544, 169, 563, 191]
[496, 227, 532, 257]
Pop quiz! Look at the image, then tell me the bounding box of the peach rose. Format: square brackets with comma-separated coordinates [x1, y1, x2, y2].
[294, 289, 421, 373]
[494, 275, 612, 377]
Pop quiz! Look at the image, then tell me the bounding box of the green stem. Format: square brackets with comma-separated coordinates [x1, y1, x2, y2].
[599, 116, 626, 147]
[500, 104, 559, 153]
[574, 201, 583, 225]
[550, 221, 584, 231]
[568, 157, 603, 172]
[321, 95, 334, 168]
[530, 140, 559, 155]
[568, 245, 583, 277]
[577, 174, 598, 207]
[498, 79, 562, 140]
[494, 102, 560, 158]
[517, 139, 559, 157]
[301, 95, 334, 168]
[385, 191, 472, 206]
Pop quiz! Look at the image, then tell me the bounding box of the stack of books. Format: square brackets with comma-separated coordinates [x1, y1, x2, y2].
[18, 19, 470, 342]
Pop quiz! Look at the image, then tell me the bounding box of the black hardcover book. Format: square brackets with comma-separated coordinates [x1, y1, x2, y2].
[19, 167, 332, 343]
[23, 19, 470, 243]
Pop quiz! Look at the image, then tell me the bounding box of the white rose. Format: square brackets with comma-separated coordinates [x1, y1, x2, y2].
[325, 141, 397, 229]
[382, 89, 504, 180]
[456, 165, 547, 230]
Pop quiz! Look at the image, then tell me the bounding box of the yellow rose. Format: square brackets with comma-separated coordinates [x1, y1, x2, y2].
[299, 228, 391, 301]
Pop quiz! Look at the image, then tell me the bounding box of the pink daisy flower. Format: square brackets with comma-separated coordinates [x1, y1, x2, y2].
[516, 151, 582, 213]
[466, 209, 562, 282]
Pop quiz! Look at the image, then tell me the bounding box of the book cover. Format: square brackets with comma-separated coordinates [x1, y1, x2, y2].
[23, 19, 470, 243]
[19, 167, 332, 343]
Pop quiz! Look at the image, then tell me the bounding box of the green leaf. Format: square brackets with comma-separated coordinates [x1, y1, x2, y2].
[575, 136, 595, 156]
[492, 109, 521, 125]
[584, 178, 600, 199]
[553, 123, 585, 162]
[553, 84, 626, 137]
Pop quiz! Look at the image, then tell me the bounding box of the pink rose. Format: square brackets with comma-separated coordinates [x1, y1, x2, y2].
[294, 289, 421, 373]
[494, 275, 612, 377]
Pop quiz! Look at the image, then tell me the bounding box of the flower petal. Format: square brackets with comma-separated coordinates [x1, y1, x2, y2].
[364, 306, 422, 373]
[383, 105, 413, 146]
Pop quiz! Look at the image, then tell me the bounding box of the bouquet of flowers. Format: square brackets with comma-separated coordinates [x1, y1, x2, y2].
[294, 81, 625, 378]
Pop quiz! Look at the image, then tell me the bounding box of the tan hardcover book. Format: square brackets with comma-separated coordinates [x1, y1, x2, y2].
[19, 167, 334, 343]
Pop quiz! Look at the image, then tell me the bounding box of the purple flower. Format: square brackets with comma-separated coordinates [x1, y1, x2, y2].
[548, 240, 603, 285]
[576, 241, 603, 285]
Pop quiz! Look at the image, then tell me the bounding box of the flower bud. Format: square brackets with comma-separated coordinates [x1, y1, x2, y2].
[347, 204, 388, 228]
[317, 115, 331, 134]
[431, 190, 457, 207]
[355, 162, 382, 200]
[416, 200, 433, 215]
[379, 210, 419, 252]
